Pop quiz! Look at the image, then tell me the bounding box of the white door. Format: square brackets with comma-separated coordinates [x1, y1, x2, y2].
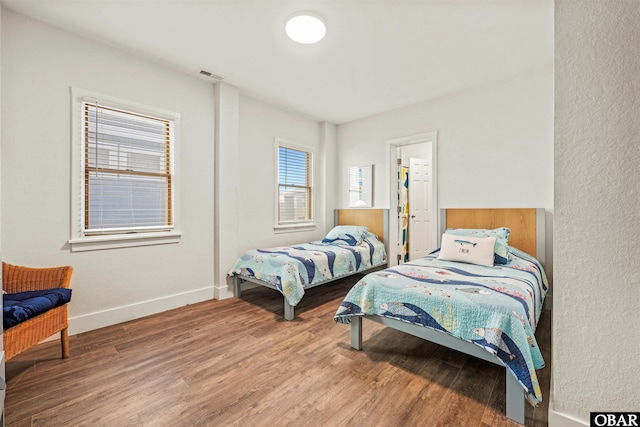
[408, 157, 433, 260]
[387, 131, 438, 266]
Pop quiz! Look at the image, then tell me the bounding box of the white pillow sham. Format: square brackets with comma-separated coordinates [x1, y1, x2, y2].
[437, 233, 497, 267]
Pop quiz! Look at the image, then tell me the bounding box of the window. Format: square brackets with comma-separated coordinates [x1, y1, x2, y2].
[70, 88, 181, 251]
[275, 139, 314, 230]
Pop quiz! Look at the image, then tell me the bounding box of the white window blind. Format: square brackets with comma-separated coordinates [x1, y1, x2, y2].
[277, 144, 312, 225]
[83, 102, 175, 235]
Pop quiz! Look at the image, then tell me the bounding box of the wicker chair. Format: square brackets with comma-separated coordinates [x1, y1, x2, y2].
[2, 262, 73, 361]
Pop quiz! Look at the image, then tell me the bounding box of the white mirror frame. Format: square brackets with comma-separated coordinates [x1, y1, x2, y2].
[348, 165, 373, 208]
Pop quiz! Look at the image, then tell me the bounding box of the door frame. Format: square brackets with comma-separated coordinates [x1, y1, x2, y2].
[386, 131, 438, 266]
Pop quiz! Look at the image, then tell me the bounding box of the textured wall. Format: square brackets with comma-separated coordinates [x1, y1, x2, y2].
[554, 0, 640, 422]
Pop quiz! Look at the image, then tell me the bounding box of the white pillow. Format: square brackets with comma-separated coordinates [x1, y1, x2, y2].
[437, 233, 497, 267]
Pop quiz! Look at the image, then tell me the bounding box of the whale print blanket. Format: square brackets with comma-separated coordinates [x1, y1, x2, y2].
[229, 236, 386, 307]
[334, 246, 548, 405]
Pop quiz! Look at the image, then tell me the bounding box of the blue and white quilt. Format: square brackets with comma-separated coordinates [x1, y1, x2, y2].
[334, 246, 548, 405]
[229, 236, 386, 307]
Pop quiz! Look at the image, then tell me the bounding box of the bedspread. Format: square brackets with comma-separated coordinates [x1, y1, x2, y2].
[334, 246, 548, 405]
[229, 237, 386, 307]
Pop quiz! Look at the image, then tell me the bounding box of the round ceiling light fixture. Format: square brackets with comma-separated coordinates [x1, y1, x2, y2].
[285, 12, 326, 44]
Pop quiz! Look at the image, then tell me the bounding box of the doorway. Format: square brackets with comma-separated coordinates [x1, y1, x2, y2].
[387, 132, 438, 266]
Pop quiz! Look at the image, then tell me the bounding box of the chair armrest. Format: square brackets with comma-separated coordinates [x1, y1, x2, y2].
[2, 262, 73, 293]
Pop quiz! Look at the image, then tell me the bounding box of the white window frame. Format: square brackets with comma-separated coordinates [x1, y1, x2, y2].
[69, 87, 181, 252]
[274, 138, 315, 233]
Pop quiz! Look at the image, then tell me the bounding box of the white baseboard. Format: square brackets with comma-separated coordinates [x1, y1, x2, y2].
[549, 405, 589, 427]
[68, 286, 214, 335]
[214, 283, 235, 300]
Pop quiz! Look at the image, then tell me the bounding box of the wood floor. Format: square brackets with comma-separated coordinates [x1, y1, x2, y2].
[5, 275, 551, 427]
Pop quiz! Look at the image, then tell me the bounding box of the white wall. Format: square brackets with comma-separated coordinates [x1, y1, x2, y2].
[0, 2, 4, 357]
[0, 5, 556, 341]
[336, 66, 554, 211]
[234, 94, 328, 253]
[214, 82, 240, 300]
[320, 122, 338, 236]
[1, 10, 216, 334]
[0, 9, 7, 419]
[0, 9, 334, 328]
[214, 89, 331, 296]
[337, 66, 554, 286]
[552, 1, 640, 424]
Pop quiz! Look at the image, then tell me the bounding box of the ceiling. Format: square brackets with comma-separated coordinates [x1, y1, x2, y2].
[1, 0, 553, 124]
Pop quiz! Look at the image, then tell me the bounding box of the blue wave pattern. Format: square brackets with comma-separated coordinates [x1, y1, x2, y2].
[229, 237, 386, 307]
[334, 246, 548, 405]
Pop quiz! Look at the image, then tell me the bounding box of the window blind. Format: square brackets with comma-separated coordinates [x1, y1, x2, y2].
[83, 102, 174, 235]
[278, 145, 312, 224]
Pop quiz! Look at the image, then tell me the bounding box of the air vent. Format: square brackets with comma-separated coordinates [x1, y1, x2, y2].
[199, 69, 225, 81]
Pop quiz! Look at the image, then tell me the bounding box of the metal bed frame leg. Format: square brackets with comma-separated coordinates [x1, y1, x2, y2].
[350, 316, 363, 350]
[505, 369, 525, 425]
[284, 298, 294, 321]
[233, 276, 242, 298]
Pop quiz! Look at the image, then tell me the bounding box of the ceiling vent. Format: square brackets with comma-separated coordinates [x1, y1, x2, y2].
[199, 69, 225, 81]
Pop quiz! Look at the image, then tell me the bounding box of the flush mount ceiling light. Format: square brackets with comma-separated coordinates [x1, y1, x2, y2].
[286, 12, 326, 44]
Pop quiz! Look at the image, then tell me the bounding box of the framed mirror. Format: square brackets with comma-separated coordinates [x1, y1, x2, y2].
[348, 165, 373, 207]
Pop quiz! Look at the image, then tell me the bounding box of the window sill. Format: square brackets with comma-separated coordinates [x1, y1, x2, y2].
[69, 231, 182, 252]
[273, 223, 316, 234]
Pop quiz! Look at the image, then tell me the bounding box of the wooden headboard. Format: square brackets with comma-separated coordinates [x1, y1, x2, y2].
[335, 209, 387, 243]
[441, 208, 545, 263]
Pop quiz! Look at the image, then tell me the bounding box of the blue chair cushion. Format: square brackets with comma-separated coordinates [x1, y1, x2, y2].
[3, 288, 72, 329]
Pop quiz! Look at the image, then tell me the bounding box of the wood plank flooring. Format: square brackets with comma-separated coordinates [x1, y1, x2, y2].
[5, 275, 551, 427]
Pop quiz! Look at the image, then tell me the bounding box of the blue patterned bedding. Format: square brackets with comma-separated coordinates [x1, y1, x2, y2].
[229, 236, 386, 307]
[334, 246, 548, 405]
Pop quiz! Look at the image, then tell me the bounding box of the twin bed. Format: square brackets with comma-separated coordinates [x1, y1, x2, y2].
[229, 209, 389, 321]
[229, 207, 548, 425]
[335, 208, 548, 425]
